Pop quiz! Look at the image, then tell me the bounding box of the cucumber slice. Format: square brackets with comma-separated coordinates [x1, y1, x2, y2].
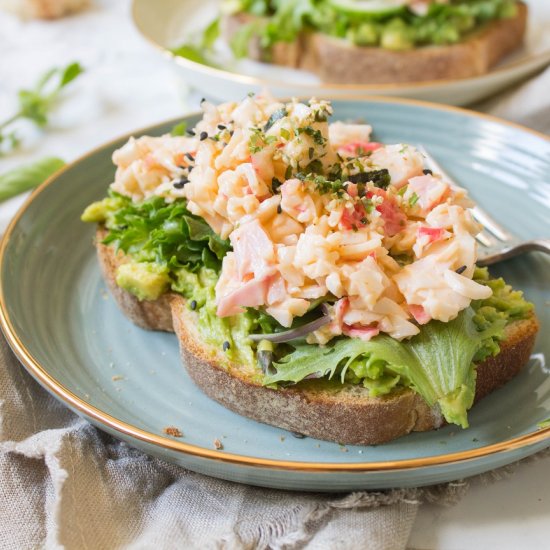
[327, 0, 408, 16]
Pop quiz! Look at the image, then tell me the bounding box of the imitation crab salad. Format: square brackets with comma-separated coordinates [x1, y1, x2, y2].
[83, 94, 533, 429]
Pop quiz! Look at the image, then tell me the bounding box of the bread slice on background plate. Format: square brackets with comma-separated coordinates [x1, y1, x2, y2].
[95, 227, 539, 446]
[96, 227, 174, 332]
[222, 2, 528, 84]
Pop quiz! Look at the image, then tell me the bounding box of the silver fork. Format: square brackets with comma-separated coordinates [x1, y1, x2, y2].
[418, 145, 550, 266]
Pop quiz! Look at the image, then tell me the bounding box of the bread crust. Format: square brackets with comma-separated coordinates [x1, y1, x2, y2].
[223, 3, 527, 84]
[170, 294, 539, 446]
[95, 227, 174, 332]
[96, 227, 539, 445]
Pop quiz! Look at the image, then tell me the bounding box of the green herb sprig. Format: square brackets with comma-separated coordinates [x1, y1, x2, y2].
[0, 62, 84, 154]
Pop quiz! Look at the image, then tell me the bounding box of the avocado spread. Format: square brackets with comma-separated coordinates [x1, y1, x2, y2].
[223, 0, 519, 55]
[83, 192, 534, 428]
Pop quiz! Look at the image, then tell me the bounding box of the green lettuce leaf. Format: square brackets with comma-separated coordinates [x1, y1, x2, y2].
[226, 0, 516, 51]
[264, 307, 506, 428]
[90, 193, 231, 272]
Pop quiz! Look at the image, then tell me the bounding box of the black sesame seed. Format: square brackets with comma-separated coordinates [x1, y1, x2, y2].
[186, 129, 196, 136]
[200, 97, 206, 104]
[277, 204, 282, 214]
[199, 131, 208, 141]
[173, 177, 189, 189]
[423, 168, 433, 175]
[222, 341, 230, 351]
[456, 265, 467, 274]
[185, 152, 194, 162]
[291, 432, 306, 439]
[190, 300, 197, 310]
[229, 130, 234, 137]
[217, 124, 226, 130]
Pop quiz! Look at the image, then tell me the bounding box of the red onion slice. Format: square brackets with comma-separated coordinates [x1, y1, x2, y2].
[250, 305, 331, 343]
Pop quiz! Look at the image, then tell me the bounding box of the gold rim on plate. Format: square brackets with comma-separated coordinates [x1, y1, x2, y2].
[131, 0, 550, 93]
[1, 96, 549, 473]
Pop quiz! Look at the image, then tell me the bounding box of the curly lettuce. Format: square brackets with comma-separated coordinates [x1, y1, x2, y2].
[82, 191, 231, 272]
[263, 269, 533, 428]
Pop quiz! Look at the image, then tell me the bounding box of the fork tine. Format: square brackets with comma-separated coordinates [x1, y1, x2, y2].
[470, 206, 514, 242]
[476, 230, 496, 248]
[417, 145, 514, 242]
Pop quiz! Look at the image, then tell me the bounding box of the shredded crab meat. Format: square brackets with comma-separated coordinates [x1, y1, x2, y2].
[109, 94, 491, 342]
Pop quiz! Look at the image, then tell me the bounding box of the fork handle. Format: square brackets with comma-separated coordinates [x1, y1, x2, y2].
[478, 239, 550, 266]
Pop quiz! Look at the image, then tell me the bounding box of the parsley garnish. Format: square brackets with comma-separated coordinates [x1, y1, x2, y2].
[348, 169, 391, 189]
[297, 126, 326, 146]
[409, 192, 419, 207]
[249, 127, 276, 153]
[264, 108, 287, 132]
[170, 121, 188, 136]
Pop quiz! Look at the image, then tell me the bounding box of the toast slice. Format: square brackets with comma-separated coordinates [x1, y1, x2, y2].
[170, 294, 538, 445]
[95, 227, 174, 332]
[96, 229, 539, 445]
[222, 2, 527, 84]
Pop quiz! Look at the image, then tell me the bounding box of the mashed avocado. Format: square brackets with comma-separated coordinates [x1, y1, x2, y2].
[81, 196, 125, 224]
[116, 262, 170, 301]
[83, 191, 534, 429]
[225, 0, 518, 53]
[172, 267, 266, 369]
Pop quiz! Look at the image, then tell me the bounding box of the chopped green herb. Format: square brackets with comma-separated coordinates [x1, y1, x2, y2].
[297, 126, 326, 146]
[409, 192, 420, 207]
[271, 177, 282, 193]
[170, 121, 188, 136]
[537, 418, 550, 429]
[264, 108, 287, 132]
[305, 159, 323, 174]
[348, 169, 390, 189]
[361, 197, 374, 213]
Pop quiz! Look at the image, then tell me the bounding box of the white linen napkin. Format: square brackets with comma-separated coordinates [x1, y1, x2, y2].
[0, 334, 467, 549]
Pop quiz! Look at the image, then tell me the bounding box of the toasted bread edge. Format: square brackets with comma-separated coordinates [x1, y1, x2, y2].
[96, 228, 539, 445]
[170, 294, 539, 446]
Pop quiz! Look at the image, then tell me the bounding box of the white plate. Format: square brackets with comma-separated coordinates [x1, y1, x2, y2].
[132, 0, 550, 105]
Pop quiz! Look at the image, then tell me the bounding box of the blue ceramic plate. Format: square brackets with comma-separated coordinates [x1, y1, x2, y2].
[1, 98, 549, 491]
